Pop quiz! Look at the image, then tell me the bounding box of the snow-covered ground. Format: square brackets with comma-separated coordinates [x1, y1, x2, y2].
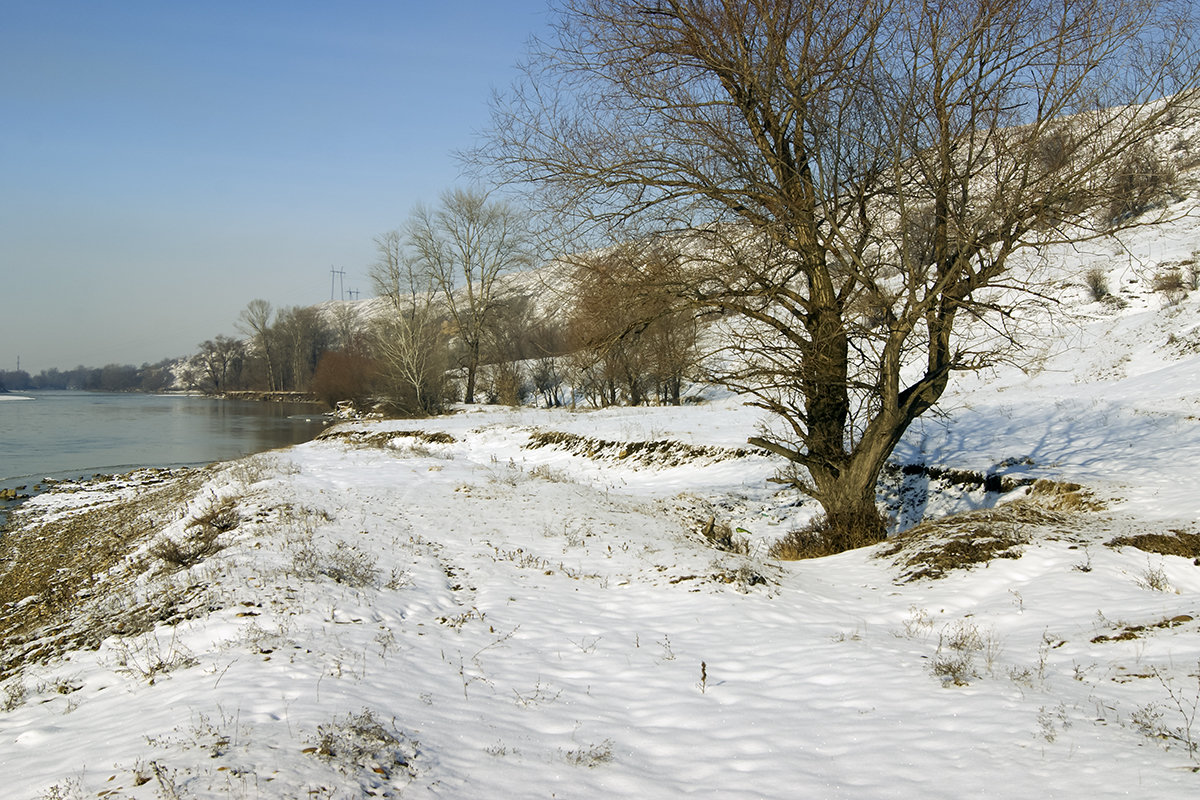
[5, 208, 1200, 798]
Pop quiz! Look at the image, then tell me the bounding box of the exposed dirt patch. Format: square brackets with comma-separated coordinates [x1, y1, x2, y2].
[878, 502, 1072, 582]
[1092, 614, 1195, 643]
[888, 462, 1036, 494]
[524, 430, 757, 467]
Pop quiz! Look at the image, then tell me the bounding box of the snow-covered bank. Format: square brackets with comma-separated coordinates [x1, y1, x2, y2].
[3, 379, 1200, 798]
[6, 206, 1200, 798]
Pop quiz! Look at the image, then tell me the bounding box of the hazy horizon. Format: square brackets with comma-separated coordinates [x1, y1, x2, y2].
[1, 1, 550, 374]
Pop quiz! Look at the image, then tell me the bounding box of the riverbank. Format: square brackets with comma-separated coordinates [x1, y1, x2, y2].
[9, 212, 1200, 794]
[4, 386, 1200, 797]
[0, 391, 331, 529]
[218, 390, 321, 404]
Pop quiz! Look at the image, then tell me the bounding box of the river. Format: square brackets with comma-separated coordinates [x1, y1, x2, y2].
[0, 392, 331, 521]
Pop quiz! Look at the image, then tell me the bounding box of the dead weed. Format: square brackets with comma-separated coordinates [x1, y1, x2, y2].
[879, 503, 1070, 582]
[317, 428, 456, 448]
[525, 430, 756, 467]
[1106, 530, 1200, 559]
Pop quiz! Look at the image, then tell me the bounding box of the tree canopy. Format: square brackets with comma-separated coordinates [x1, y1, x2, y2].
[485, 0, 1200, 550]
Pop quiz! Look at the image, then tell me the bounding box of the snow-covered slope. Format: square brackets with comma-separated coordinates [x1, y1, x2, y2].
[6, 202, 1200, 797]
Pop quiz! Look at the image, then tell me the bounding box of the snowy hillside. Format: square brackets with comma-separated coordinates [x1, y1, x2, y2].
[5, 200, 1200, 797]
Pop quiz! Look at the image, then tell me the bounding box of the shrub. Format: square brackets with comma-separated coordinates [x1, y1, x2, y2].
[1084, 267, 1110, 300]
[1153, 268, 1188, 305]
[768, 510, 886, 560]
[1104, 143, 1177, 224]
[150, 494, 240, 569]
[149, 528, 223, 569]
[312, 350, 377, 410]
[485, 361, 528, 407]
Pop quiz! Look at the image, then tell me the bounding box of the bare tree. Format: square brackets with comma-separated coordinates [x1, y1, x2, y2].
[235, 299, 279, 391]
[487, 0, 1200, 550]
[369, 230, 451, 415]
[405, 188, 534, 404]
[369, 230, 414, 311]
[275, 306, 332, 392]
[195, 335, 245, 394]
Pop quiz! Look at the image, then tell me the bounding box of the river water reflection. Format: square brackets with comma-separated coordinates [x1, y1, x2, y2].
[0, 391, 330, 502]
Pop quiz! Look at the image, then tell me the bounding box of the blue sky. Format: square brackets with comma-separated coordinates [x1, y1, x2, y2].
[1, 1, 552, 373]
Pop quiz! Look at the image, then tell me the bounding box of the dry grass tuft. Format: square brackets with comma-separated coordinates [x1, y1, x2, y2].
[525, 429, 755, 467]
[1027, 479, 1104, 511]
[768, 510, 887, 560]
[878, 503, 1069, 582]
[149, 494, 241, 569]
[305, 709, 420, 785]
[1106, 530, 1200, 559]
[695, 517, 749, 555]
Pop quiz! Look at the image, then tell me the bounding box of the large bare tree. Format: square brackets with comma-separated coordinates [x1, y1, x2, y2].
[486, 0, 1200, 550]
[405, 188, 534, 404]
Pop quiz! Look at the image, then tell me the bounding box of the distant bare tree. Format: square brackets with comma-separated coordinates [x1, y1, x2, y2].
[369, 231, 451, 415]
[276, 306, 332, 392]
[329, 302, 366, 354]
[487, 0, 1200, 551]
[235, 299, 279, 391]
[567, 242, 698, 406]
[405, 188, 534, 403]
[196, 335, 245, 394]
[368, 230, 411, 310]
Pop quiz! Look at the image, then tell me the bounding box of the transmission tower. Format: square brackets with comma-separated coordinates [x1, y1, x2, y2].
[329, 266, 347, 301]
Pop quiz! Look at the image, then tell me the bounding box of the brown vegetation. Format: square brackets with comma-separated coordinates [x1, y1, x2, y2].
[0, 470, 209, 679]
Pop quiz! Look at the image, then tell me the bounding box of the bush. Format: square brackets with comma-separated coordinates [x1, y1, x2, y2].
[1084, 267, 1110, 300]
[1153, 268, 1188, 305]
[485, 361, 528, 407]
[149, 495, 240, 569]
[1104, 144, 1177, 224]
[768, 509, 887, 560]
[311, 350, 377, 410]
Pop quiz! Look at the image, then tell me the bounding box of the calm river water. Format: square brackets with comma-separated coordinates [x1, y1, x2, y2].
[0, 392, 330, 505]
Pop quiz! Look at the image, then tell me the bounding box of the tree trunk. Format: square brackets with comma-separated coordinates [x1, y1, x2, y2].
[464, 364, 477, 404]
[805, 457, 888, 551]
[464, 340, 480, 404]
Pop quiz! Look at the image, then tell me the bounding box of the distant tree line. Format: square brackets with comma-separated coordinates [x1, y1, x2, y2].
[0, 361, 176, 393]
[176, 188, 701, 415]
[178, 304, 342, 397]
